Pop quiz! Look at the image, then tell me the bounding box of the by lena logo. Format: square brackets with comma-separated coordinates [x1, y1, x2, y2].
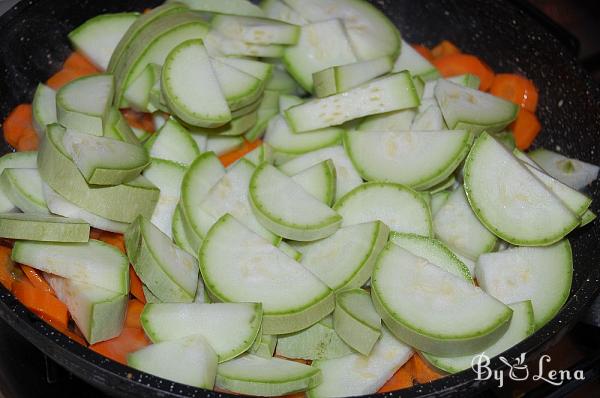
[471, 353, 585, 388]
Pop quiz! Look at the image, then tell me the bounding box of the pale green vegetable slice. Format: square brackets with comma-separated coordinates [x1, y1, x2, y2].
[0, 213, 89, 242]
[0, 168, 48, 214]
[333, 289, 381, 356]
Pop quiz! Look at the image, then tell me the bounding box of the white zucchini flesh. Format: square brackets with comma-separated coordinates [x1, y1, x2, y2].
[205, 30, 285, 58]
[46, 274, 127, 344]
[290, 159, 336, 205]
[42, 183, 128, 233]
[285, 72, 419, 133]
[358, 109, 416, 132]
[62, 130, 149, 186]
[0, 152, 38, 213]
[423, 300, 535, 373]
[181, 152, 226, 241]
[260, 0, 307, 25]
[128, 334, 217, 389]
[212, 15, 300, 45]
[210, 58, 264, 111]
[216, 354, 321, 396]
[392, 39, 439, 81]
[0, 168, 48, 214]
[264, 115, 342, 155]
[265, 67, 302, 95]
[279, 146, 363, 201]
[162, 39, 231, 127]
[125, 216, 198, 303]
[199, 214, 333, 334]
[463, 133, 580, 246]
[169, 0, 265, 17]
[12, 239, 129, 295]
[276, 315, 352, 361]
[0, 213, 89, 243]
[148, 117, 200, 166]
[192, 110, 258, 137]
[476, 240, 572, 329]
[433, 186, 498, 260]
[299, 221, 389, 291]
[307, 328, 413, 398]
[282, 19, 356, 93]
[333, 288, 381, 356]
[141, 302, 262, 362]
[143, 285, 162, 304]
[142, 159, 186, 238]
[278, 94, 303, 111]
[69, 12, 139, 71]
[529, 148, 599, 191]
[411, 104, 446, 131]
[277, 240, 303, 261]
[430, 190, 451, 216]
[32, 84, 57, 136]
[244, 143, 273, 166]
[389, 232, 473, 281]
[333, 182, 432, 237]
[372, 243, 512, 356]
[423, 74, 481, 99]
[205, 136, 244, 156]
[344, 130, 471, 190]
[313, 55, 394, 98]
[199, 159, 278, 244]
[123, 63, 161, 112]
[250, 333, 277, 358]
[249, 163, 342, 241]
[244, 93, 278, 141]
[283, 0, 400, 61]
[214, 57, 273, 82]
[435, 80, 518, 135]
[56, 74, 114, 137]
[103, 107, 140, 145]
[171, 205, 196, 257]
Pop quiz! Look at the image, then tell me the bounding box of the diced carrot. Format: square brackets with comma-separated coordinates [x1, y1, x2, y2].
[432, 54, 495, 91]
[431, 40, 461, 59]
[15, 126, 39, 151]
[412, 44, 434, 62]
[90, 327, 151, 365]
[46, 67, 95, 90]
[411, 354, 443, 384]
[3, 103, 33, 148]
[511, 109, 541, 150]
[20, 265, 54, 294]
[129, 267, 146, 304]
[125, 299, 145, 329]
[219, 139, 262, 167]
[12, 279, 68, 329]
[121, 109, 155, 132]
[96, 231, 125, 254]
[0, 246, 15, 291]
[490, 73, 538, 112]
[378, 356, 415, 392]
[63, 52, 99, 74]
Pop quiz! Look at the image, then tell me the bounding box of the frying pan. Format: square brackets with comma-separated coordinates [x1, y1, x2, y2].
[0, 0, 599, 396]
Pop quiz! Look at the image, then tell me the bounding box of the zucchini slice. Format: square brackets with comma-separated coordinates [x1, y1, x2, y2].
[392, 39, 439, 81]
[206, 136, 244, 156]
[170, 0, 265, 17]
[162, 39, 231, 127]
[476, 240, 572, 329]
[411, 104, 446, 131]
[463, 133, 579, 246]
[358, 109, 416, 132]
[299, 221, 389, 291]
[333, 182, 432, 237]
[423, 300, 535, 373]
[212, 15, 300, 45]
[528, 148, 599, 190]
[141, 302, 262, 362]
[423, 74, 480, 99]
[216, 354, 321, 396]
[32, 84, 57, 136]
[148, 117, 200, 166]
[211, 58, 265, 111]
[333, 288, 381, 356]
[205, 30, 286, 58]
[103, 107, 140, 144]
[128, 334, 217, 389]
[290, 159, 336, 205]
[285, 72, 419, 132]
[261, 0, 308, 25]
[344, 129, 471, 190]
[372, 243, 512, 356]
[0, 152, 38, 213]
[199, 214, 333, 334]
[249, 163, 342, 241]
[250, 333, 278, 358]
[0, 213, 89, 243]
[123, 63, 161, 112]
[214, 57, 274, 82]
[172, 205, 196, 257]
[12, 239, 129, 294]
[0, 168, 48, 214]
[581, 209, 596, 227]
[264, 115, 342, 155]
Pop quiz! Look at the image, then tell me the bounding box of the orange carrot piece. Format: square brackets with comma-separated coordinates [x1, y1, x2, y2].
[219, 139, 262, 167]
[411, 354, 443, 384]
[96, 231, 126, 254]
[431, 40, 461, 59]
[63, 52, 99, 74]
[15, 126, 39, 151]
[490, 73, 539, 112]
[378, 356, 415, 392]
[20, 265, 53, 294]
[125, 299, 145, 329]
[412, 44, 434, 62]
[90, 327, 151, 365]
[121, 109, 155, 132]
[46, 67, 94, 90]
[129, 267, 146, 304]
[432, 53, 495, 91]
[12, 280, 68, 329]
[511, 109, 541, 150]
[0, 246, 15, 291]
[3, 103, 33, 148]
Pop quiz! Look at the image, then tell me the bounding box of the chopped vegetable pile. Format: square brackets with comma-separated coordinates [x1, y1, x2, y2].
[0, 0, 598, 396]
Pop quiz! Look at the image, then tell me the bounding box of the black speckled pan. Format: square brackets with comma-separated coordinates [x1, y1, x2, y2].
[0, 0, 598, 397]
